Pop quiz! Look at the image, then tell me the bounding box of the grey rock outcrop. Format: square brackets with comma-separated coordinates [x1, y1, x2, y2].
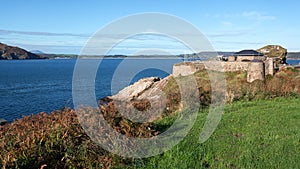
[111, 77, 161, 101]
[257, 45, 287, 58]
[110, 77, 170, 123]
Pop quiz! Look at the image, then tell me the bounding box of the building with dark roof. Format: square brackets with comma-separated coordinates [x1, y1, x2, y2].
[233, 50, 264, 56]
[228, 49, 265, 62]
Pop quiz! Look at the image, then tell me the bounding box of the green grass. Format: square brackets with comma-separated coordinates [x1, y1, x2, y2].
[124, 97, 300, 169]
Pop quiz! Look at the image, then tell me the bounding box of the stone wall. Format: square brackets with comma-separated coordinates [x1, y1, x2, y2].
[227, 56, 266, 62]
[247, 62, 265, 82]
[173, 61, 250, 75]
[220, 62, 250, 72]
[265, 58, 275, 76]
[228, 56, 236, 62]
[235, 56, 265, 62]
[173, 62, 205, 77]
[173, 61, 267, 83]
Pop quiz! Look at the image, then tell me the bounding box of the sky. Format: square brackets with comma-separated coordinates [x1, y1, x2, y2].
[0, 0, 299, 54]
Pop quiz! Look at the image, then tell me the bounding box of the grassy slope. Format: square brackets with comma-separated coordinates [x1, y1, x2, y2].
[134, 97, 300, 169]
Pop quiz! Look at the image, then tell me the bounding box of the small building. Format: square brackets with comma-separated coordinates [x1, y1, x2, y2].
[229, 50, 265, 62]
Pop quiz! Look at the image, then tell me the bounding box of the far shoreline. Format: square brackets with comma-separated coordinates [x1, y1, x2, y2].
[287, 58, 300, 60]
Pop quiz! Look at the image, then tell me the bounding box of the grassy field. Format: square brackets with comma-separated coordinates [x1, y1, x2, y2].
[123, 97, 300, 169]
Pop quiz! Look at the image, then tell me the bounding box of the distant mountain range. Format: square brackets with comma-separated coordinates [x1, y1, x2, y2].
[0, 43, 46, 60]
[287, 52, 300, 59]
[1, 43, 300, 60]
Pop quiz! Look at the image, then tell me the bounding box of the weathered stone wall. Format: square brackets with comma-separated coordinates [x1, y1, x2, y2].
[265, 58, 274, 76]
[227, 56, 266, 62]
[173, 61, 266, 83]
[236, 56, 265, 62]
[173, 62, 205, 77]
[228, 56, 236, 62]
[247, 62, 265, 82]
[220, 62, 250, 72]
[173, 61, 250, 77]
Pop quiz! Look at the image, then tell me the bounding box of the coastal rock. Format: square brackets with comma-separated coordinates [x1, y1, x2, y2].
[257, 45, 287, 59]
[0, 43, 46, 60]
[110, 76, 170, 122]
[111, 77, 163, 101]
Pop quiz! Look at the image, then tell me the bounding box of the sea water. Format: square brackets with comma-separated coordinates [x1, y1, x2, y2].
[0, 58, 182, 122]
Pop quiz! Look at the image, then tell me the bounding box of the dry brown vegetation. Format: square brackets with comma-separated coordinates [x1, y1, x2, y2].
[0, 108, 114, 168]
[225, 68, 300, 102]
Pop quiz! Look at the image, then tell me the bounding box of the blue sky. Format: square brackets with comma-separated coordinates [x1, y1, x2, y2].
[0, 0, 299, 54]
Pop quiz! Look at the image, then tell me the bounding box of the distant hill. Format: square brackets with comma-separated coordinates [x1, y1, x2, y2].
[0, 43, 46, 60]
[39, 54, 78, 59]
[287, 52, 300, 59]
[30, 50, 45, 54]
[217, 51, 235, 56]
[2, 42, 299, 60]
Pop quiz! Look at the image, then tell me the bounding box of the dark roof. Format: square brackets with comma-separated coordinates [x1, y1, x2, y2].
[233, 50, 264, 56]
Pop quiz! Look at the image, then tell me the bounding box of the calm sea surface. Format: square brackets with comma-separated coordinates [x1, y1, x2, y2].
[286, 59, 300, 65]
[0, 58, 182, 122]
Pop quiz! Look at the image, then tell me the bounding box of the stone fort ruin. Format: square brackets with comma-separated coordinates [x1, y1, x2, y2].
[173, 45, 288, 83]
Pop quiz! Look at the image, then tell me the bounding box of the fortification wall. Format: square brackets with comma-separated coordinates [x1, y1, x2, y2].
[173, 61, 250, 76]
[247, 62, 265, 82]
[265, 58, 275, 76]
[173, 61, 266, 83]
[236, 56, 266, 62]
[173, 62, 205, 77]
[220, 62, 250, 72]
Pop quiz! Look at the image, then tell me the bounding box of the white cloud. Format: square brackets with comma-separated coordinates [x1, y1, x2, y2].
[0, 29, 90, 37]
[242, 11, 276, 21]
[205, 11, 276, 21]
[207, 30, 253, 38]
[221, 21, 233, 26]
[213, 40, 266, 45]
